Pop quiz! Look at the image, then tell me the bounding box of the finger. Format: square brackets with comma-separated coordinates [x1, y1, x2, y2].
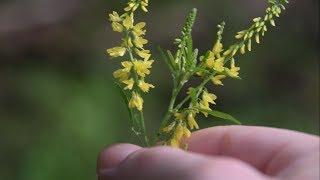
[97, 143, 141, 174]
[98, 146, 270, 180]
[188, 125, 319, 175]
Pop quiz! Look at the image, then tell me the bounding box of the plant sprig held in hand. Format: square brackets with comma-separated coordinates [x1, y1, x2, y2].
[106, 0, 289, 148]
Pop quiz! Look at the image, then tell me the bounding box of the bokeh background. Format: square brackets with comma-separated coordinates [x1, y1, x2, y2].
[0, 0, 319, 179]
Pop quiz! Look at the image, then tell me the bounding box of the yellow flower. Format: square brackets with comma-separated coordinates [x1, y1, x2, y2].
[187, 113, 199, 130]
[198, 100, 211, 117]
[113, 69, 130, 81]
[133, 22, 146, 36]
[211, 75, 226, 86]
[121, 61, 133, 71]
[205, 57, 215, 69]
[133, 60, 154, 77]
[174, 124, 185, 141]
[225, 59, 240, 78]
[125, 0, 149, 12]
[124, 1, 139, 12]
[111, 22, 123, 32]
[123, 13, 134, 30]
[212, 40, 223, 55]
[169, 123, 191, 148]
[202, 91, 217, 105]
[133, 36, 148, 49]
[109, 11, 122, 22]
[138, 80, 155, 93]
[107, 47, 126, 57]
[129, 92, 144, 111]
[174, 113, 185, 121]
[170, 139, 180, 148]
[140, 0, 149, 12]
[183, 127, 191, 138]
[213, 58, 225, 72]
[134, 48, 151, 60]
[123, 78, 134, 90]
[113, 61, 133, 81]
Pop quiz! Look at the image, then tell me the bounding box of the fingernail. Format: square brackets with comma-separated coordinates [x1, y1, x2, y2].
[97, 168, 116, 180]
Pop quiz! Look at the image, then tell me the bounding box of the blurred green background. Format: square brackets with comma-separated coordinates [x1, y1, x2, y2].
[0, 0, 319, 179]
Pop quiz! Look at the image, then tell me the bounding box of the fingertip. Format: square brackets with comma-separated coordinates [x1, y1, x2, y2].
[97, 143, 141, 173]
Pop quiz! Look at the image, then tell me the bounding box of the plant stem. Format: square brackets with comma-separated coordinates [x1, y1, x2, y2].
[160, 82, 183, 129]
[126, 32, 150, 147]
[174, 73, 216, 111]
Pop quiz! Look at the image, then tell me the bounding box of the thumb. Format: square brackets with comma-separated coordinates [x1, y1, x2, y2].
[97, 143, 141, 174]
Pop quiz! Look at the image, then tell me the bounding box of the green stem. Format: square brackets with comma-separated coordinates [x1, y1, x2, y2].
[174, 73, 216, 111]
[126, 32, 150, 147]
[160, 82, 182, 129]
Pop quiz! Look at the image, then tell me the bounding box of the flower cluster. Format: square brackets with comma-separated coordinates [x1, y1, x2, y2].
[106, 0, 288, 148]
[107, 0, 154, 112]
[160, 0, 288, 148]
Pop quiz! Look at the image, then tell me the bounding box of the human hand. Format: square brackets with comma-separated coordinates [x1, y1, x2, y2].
[97, 126, 319, 180]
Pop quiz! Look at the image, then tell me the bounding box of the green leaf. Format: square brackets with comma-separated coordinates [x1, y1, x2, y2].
[158, 46, 175, 74]
[114, 82, 135, 125]
[200, 109, 241, 124]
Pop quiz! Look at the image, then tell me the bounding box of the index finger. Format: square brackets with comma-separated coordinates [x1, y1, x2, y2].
[188, 125, 319, 176]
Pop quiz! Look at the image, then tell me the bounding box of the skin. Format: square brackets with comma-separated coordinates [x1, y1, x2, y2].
[97, 126, 320, 180]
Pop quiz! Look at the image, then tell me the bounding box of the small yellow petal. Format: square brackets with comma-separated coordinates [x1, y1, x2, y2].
[107, 47, 126, 57]
[133, 60, 154, 77]
[138, 81, 155, 93]
[211, 75, 226, 86]
[187, 113, 199, 130]
[111, 22, 123, 32]
[122, 78, 134, 90]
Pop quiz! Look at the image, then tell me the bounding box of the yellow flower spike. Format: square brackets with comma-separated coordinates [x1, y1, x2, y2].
[134, 48, 151, 60]
[213, 58, 225, 73]
[202, 91, 217, 105]
[111, 22, 123, 32]
[123, 78, 134, 90]
[133, 60, 154, 77]
[107, 47, 126, 57]
[129, 91, 144, 111]
[174, 113, 185, 121]
[225, 58, 240, 78]
[187, 113, 199, 130]
[123, 13, 134, 30]
[138, 80, 155, 93]
[211, 75, 226, 86]
[133, 36, 148, 49]
[109, 11, 122, 22]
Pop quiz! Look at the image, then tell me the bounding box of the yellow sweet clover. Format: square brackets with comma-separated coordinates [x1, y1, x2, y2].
[107, 0, 289, 148]
[159, 0, 288, 148]
[106, 0, 154, 113]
